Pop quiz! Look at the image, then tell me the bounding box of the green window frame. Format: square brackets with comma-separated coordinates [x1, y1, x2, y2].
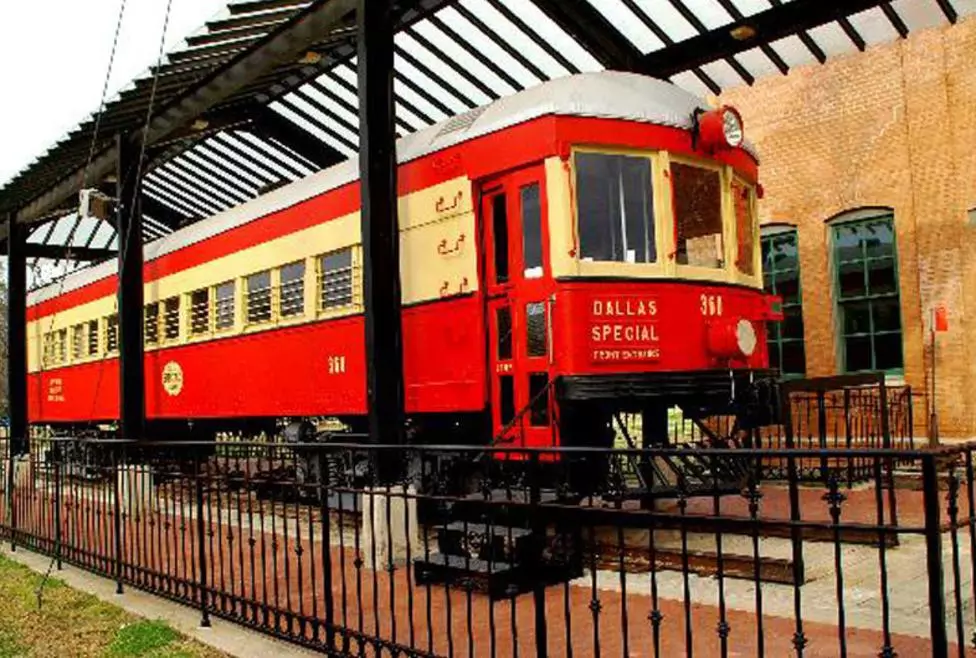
[831, 212, 903, 374]
[761, 228, 806, 377]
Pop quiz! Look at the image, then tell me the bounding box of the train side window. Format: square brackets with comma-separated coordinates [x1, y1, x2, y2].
[72, 324, 85, 360]
[526, 302, 547, 357]
[499, 375, 515, 427]
[105, 314, 119, 353]
[145, 303, 159, 345]
[496, 306, 512, 360]
[163, 296, 181, 341]
[521, 184, 543, 278]
[575, 152, 656, 264]
[672, 162, 724, 269]
[280, 260, 305, 318]
[214, 281, 235, 331]
[319, 248, 353, 311]
[491, 193, 509, 284]
[57, 329, 67, 364]
[529, 373, 550, 427]
[87, 320, 99, 355]
[733, 179, 756, 276]
[190, 288, 210, 335]
[42, 333, 53, 367]
[246, 270, 273, 324]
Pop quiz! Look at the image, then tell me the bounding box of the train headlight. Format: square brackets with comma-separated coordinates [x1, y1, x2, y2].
[722, 109, 743, 147]
[736, 319, 757, 357]
[695, 105, 745, 151]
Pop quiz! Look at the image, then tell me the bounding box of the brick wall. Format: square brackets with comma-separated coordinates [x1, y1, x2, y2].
[721, 16, 976, 438]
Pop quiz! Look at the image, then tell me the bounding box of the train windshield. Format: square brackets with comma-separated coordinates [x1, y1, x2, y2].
[571, 149, 758, 281]
[575, 152, 657, 264]
[671, 161, 724, 269]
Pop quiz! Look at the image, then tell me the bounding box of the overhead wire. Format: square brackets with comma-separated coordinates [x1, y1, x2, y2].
[87, 0, 176, 426]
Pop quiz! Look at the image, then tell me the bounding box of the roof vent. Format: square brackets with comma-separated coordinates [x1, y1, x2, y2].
[435, 106, 487, 140]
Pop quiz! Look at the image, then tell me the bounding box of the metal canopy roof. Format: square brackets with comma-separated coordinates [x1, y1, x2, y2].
[2, 0, 970, 288]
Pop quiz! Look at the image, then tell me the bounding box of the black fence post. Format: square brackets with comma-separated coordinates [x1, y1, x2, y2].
[320, 446, 335, 651]
[54, 442, 62, 570]
[113, 445, 124, 594]
[5, 437, 16, 552]
[922, 453, 949, 657]
[529, 452, 548, 658]
[195, 451, 211, 628]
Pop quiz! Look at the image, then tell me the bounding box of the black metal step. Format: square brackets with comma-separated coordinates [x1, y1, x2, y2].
[413, 553, 523, 599]
[437, 521, 533, 562]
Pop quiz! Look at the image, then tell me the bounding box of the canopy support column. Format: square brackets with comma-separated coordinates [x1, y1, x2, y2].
[117, 134, 145, 441]
[6, 213, 27, 456]
[358, 0, 405, 467]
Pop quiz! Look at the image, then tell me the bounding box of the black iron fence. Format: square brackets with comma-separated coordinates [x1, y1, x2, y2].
[0, 435, 971, 657]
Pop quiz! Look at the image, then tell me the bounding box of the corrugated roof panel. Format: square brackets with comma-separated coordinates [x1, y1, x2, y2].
[628, 0, 700, 44]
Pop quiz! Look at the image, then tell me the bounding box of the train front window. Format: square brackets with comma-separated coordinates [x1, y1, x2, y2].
[672, 162, 724, 269]
[732, 178, 756, 276]
[575, 152, 656, 264]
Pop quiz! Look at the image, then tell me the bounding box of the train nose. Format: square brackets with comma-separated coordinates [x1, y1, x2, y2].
[706, 317, 757, 360]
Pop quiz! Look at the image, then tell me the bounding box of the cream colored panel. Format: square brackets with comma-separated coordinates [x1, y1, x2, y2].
[545, 157, 578, 279]
[28, 176, 478, 373]
[28, 296, 120, 373]
[399, 178, 473, 230]
[400, 211, 478, 302]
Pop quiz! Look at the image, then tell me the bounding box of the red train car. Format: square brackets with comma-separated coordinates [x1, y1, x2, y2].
[26, 72, 781, 448]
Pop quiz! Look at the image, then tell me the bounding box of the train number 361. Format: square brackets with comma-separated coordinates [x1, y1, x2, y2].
[700, 294, 724, 317]
[328, 355, 347, 374]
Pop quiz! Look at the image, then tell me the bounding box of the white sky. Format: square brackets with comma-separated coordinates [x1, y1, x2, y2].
[0, 0, 229, 187]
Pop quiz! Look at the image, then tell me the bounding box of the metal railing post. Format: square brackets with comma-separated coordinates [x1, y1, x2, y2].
[320, 446, 335, 650]
[54, 442, 62, 570]
[195, 451, 211, 628]
[6, 439, 17, 552]
[529, 451, 548, 658]
[922, 453, 949, 657]
[113, 444, 124, 594]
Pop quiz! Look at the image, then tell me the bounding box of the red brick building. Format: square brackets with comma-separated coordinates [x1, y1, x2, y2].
[721, 15, 976, 438]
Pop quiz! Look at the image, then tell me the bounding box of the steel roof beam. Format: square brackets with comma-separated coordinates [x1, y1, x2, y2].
[140, 193, 191, 228]
[935, 0, 958, 23]
[274, 97, 359, 151]
[880, 3, 909, 38]
[665, 0, 755, 84]
[837, 16, 867, 51]
[3, 243, 119, 262]
[766, 0, 826, 64]
[484, 0, 580, 75]
[249, 104, 345, 168]
[616, 0, 720, 94]
[530, 0, 643, 70]
[12, 0, 358, 223]
[712, 0, 789, 74]
[227, 0, 310, 15]
[394, 44, 476, 109]
[637, 0, 891, 79]
[186, 23, 286, 49]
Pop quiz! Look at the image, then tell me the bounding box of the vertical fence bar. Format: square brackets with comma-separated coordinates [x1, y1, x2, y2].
[529, 452, 548, 658]
[113, 445, 124, 594]
[195, 451, 211, 628]
[53, 441, 62, 570]
[922, 453, 949, 657]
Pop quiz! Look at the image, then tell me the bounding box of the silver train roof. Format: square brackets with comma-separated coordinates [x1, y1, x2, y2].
[29, 71, 757, 306]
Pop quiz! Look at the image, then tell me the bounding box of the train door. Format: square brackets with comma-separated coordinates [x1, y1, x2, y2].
[482, 166, 554, 449]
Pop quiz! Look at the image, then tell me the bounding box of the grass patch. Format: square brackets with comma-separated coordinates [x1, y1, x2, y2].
[0, 554, 225, 658]
[106, 620, 179, 657]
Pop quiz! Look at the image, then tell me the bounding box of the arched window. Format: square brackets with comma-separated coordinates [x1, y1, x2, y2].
[830, 209, 903, 373]
[761, 226, 805, 377]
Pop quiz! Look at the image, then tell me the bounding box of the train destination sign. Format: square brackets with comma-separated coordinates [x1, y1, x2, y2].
[589, 295, 661, 363]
